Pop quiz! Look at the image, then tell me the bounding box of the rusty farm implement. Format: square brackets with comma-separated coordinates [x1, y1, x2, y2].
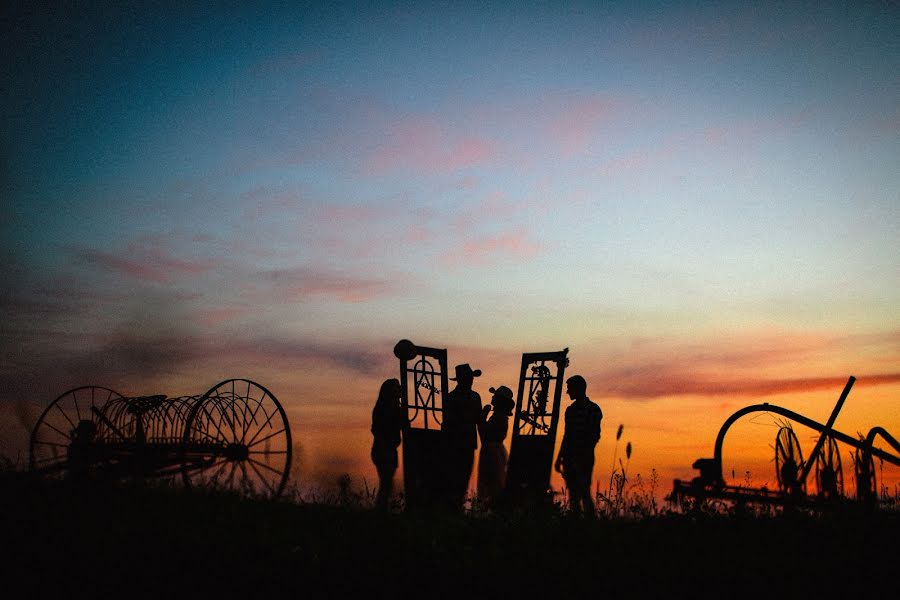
[671, 376, 900, 509]
[29, 379, 292, 498]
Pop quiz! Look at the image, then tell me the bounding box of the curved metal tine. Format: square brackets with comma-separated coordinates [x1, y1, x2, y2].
[190, 402, 219, 444]
[96, 400, 130, 442]
[145, 403, 159, 440]
[225, 381, 236, 439]
[211, 386, 238, 441]
[245, 404, 280, 448]
[230, 380, 241, 445]
[236, 383, 264, 446]
[241, 384, 269, 444]
[239, 400, 265, 447]
[238, 380, 254, 441]
[169, 397, 192, 440]
[199, 405, 230, 445]
[179, 397, 197, 437]
[207, 388, 237, 439]
[237, 382, 249, 444]
[198, 397, 230, 444]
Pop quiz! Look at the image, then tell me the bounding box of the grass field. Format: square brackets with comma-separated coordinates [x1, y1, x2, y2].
[2, 471, 897, 599]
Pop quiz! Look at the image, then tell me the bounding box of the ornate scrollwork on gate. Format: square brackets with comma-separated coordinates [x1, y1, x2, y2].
[516, 352, 568, 437]
[396, 339, 448, 431]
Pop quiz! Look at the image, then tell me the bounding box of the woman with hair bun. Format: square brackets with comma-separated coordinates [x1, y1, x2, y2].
[477, 384, 515, 509]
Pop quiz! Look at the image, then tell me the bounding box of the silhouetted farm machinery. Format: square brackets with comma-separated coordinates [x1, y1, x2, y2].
[671, 376, 900, 509]
[29, 379, 292, 498]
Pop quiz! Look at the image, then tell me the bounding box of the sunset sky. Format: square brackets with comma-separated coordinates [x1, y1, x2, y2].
[2, 2, 898, 499]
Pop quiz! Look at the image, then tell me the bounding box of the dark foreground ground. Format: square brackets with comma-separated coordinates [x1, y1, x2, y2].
[1, 475, 896, 599]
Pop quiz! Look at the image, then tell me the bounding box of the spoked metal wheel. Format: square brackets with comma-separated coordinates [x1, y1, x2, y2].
[774, 426, 805, 496]
[814, 436, 843, 499]
[181, 379, 292, 498]
[853, 448, 876, 502]
[29, 385, 125, 479]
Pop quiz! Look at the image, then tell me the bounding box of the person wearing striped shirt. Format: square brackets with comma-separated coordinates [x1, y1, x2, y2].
[554, 375, 602, 516]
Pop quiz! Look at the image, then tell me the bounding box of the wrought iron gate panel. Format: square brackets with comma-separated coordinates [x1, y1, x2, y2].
[395, 340, 449, 509]
[506, 348, 569, 503]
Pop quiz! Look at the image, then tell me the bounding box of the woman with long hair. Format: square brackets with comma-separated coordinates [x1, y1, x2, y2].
[371, 378, 404, 511]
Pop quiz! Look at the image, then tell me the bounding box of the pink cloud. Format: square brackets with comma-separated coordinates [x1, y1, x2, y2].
[318, 204, 400, 226]
[195, 307, 253, 327]
[305, 199, 439, 259]
[442, 228, 542, 266]
[71, 241, 218, 285]
[547, 96, 618, 155]
[447, 191, 531, 236]
[363, 118, 497, 175]
[254, 267, 409, 303]
[75, 248, 173, 284]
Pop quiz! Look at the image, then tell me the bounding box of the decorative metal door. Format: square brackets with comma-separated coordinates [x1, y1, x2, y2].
[394, 339, 449, 509]
[506, 348, 569, 504]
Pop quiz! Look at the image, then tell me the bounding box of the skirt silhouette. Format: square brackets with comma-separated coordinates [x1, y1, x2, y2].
[477, 441, 508, 503]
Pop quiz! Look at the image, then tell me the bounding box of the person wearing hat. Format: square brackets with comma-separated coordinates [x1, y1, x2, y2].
[441, 363, 483, 511]
[477, 384, 515, 509]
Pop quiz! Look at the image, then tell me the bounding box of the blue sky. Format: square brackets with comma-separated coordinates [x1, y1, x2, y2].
[2, 1, 898, 489]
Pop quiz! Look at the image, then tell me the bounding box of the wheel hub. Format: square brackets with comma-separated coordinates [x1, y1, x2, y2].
[224, 443, 249, 461]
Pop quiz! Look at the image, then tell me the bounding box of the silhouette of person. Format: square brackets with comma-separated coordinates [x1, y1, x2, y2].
[477, 384, 514, 509]
[371, 378, 404, 511]
[554, 375, 602, 516]
[442, 363, 482, 511]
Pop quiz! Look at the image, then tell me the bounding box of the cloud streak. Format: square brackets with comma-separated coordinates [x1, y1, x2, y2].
[363, 118, 497, 175]
[71, 243, 217, 285]
[599, 368, 900, 399]
[254, 267, 410, 303]
[442, 228, 542, 266]
[590, 330, 900, 399]
[546, 96, 619, 155]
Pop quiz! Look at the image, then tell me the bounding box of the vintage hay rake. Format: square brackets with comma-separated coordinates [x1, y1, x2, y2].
[671, 376, 900, 508]
[29, 379, 292, 498]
